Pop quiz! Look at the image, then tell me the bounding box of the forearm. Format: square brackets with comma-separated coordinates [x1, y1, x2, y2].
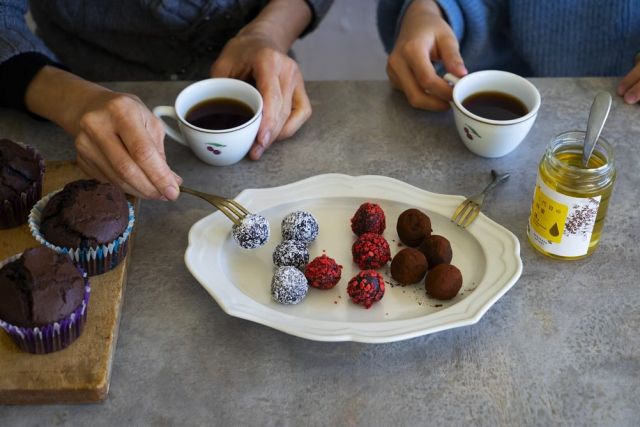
[404, 0, 443, 19]
[24, 66, 109, 135]
[238, 0, 312, 52]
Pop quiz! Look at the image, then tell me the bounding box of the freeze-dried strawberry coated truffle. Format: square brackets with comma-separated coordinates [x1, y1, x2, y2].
[352, 232, 391, 269]
[347, 270, 385, 309]
[350, 202, 386, 236]
[304, 254, 342, 289]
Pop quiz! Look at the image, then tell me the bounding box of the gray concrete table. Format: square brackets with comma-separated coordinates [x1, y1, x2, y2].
[1, 79, 639, 426]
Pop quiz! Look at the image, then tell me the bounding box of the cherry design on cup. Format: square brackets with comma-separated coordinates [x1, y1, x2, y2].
[464, 125, 482, 141]
[206, 143, 226, 155]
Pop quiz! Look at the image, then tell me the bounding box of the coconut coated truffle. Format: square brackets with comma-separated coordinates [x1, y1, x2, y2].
[271, 266, 309, 304]
[304, 254, 342, 290]
[419, 235, 452, 269]
[352, 232, 391, 269]
[390, 248, 428, 285]
[396, 208, 432, 247]
[273, 239, 309, 270]
[347, 270, 385, 309]
[350, 202, 386, 236]
[425, 264, 462, 300]
[232, 213, 270, 249]
[281, 211, 319, 244]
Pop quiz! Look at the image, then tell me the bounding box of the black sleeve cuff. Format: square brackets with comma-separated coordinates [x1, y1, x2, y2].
[0, 52, 66, 114]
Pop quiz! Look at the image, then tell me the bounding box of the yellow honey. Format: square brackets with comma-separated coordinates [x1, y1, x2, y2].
[527, 131, 616, 260]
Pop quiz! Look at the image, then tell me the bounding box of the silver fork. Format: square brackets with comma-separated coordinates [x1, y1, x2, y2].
[451, 170, 510, 228]
[180, 186, 249, 226]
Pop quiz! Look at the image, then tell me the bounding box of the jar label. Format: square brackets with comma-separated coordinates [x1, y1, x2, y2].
[528, 176, 601, 257]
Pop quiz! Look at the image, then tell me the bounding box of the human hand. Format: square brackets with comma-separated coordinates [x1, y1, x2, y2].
[617, 56, 640, 105]
[387, 0, 467, 111]
[74, 90, 183, 199]
[25, 66, 182, 200]
[211, 31, 311, 160]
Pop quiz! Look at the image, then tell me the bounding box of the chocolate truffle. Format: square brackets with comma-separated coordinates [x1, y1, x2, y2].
[0, 246, 85, 327]
[347, 270, 385, 309]
[390, 248, 428, 285]
[396, 208, 432, 247]
[0, 138, 44, 229]
[232, 213, 270, 249]
[273, 239, 309, 270]
[419, 235, 453, 269]
[352, 232, 391, 269]
[39, 179, 129, 249]
[350, 202, 386, 236]
[281, 211, 319, 244]
[425, 264, 462, 300]
[271, 266, 309, 304]
[304, 254, 342, 289]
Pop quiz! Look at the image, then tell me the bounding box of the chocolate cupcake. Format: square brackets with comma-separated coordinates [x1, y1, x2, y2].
[0, 246, 90, 354]
[0, 139, 45, 229]
[29, 179, 135, 276]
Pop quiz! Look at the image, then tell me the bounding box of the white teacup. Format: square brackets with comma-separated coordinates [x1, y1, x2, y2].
[444, 70, 541, 158]
[153, 78, 263, 166]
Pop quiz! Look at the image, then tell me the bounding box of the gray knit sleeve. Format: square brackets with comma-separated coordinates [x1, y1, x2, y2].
[0, 0, 58, 64]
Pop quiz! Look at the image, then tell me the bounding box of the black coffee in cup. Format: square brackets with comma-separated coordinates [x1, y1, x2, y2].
[462, 91, 528, 120]
[186, 98, 254, 130]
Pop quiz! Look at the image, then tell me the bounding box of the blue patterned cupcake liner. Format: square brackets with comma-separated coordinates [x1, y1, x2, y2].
[0, 253, 91, 354]
[0, 142, 45, 229]
[28, 190, 135, 276]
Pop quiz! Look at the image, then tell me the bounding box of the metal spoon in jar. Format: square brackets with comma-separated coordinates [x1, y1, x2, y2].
[582, 92, 612, 167]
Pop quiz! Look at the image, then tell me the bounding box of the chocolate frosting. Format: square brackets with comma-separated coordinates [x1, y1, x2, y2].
[40, 179, 129, 248]
[0, 139, 41, 200]
[0, 246, 85, 327]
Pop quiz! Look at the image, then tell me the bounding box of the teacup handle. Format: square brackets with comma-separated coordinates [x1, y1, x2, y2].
[152, 106, 188, 146]
[443, 73, 460, 85]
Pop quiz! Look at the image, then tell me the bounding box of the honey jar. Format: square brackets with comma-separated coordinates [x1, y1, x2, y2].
[527, 131, 616, 259]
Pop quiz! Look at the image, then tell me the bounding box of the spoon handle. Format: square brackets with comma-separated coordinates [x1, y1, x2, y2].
[582, 92, 612, 167]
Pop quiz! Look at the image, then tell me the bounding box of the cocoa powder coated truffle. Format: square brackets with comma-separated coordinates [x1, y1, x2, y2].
[396, 208, 432, 247]
[347, 270, 385, 309]
[350, 202, 386, 236]
[271, 266, 309, 304]
[232, 213, 270, 249]
[281, 211, 319, 244]
[419, 235, 453, 269]
[0, 246, 85, 327]
[273, 239, 309, 270]
[390, 248, 428, 285]
[425, 264, 462, 300]
[304, 254, 342, 289]
[40, 179, 129, 249]
[352, 232, 391, 269]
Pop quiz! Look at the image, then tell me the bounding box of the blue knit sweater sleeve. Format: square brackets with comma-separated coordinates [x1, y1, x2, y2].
[0, 0, 58, 63]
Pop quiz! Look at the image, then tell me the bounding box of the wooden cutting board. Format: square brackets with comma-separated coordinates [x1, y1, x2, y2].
[0, 161, 137, 404]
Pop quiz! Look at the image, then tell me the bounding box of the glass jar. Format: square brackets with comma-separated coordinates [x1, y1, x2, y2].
[527, 130, 616, 260]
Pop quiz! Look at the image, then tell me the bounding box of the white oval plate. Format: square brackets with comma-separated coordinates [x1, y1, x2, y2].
[185, 174, 522, 343]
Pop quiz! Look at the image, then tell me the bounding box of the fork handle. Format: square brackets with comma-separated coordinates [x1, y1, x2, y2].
[481, 170, 510, 196]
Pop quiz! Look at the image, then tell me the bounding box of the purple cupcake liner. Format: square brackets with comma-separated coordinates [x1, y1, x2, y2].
[28, 190, 135, 276]
[0, 253, 91, 354]
[0, 142, 45, 229]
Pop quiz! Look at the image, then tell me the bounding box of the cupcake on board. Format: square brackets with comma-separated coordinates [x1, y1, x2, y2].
[0, 246, 90, 354]
[0, 138, 45, 229]
[29, 179, 135, 276]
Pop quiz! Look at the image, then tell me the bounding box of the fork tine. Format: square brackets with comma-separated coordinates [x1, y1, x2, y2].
[225, 199, 250, 216]
[456, 202, 478, 227]
[451, 200, 471, 223]
[460, 205, 481, 228]
[211, 200, 243, 226]
[216, 199, 247, 223]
